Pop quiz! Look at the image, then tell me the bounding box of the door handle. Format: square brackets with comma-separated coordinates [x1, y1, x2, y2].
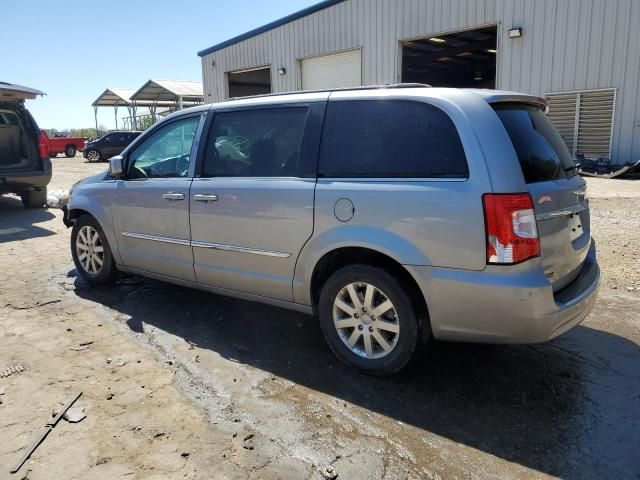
[193, 194, 218, 202]
[162, 192, 185, 201]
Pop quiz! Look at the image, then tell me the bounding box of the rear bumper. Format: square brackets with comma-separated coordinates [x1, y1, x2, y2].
[0, 169, 52, 194]
[408, 242, 600, 344]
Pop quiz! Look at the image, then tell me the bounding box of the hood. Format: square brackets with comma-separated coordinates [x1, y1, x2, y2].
[70, 170, 110, 193]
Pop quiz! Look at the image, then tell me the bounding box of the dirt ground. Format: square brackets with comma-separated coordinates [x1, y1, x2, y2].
[1, 156, 639, 479]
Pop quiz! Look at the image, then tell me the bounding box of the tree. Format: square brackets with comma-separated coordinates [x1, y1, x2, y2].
[136, 116, 156, 131]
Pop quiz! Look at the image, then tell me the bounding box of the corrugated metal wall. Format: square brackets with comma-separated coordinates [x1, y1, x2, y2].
[201, 0, 640, 164]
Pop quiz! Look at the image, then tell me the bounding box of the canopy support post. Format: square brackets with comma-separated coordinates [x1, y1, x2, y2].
[132, 102, 138, 130]
[94, 106, 98, 136]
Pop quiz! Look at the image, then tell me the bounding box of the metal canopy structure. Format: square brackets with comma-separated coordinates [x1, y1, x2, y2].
[131, 80, 203, 120]
[92, 88, 137, 132]
[91, 81, 203, 133]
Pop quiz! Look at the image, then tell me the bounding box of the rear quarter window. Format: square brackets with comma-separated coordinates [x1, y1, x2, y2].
[318, 100, 468, 178]
[493, 103, 575, 183]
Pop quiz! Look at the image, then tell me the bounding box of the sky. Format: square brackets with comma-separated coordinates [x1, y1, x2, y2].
[1, 0, 318, 130]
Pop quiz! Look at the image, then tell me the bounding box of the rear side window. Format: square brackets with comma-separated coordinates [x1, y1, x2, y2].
[202, 107, 308, 177]
[494, 104, 575, 183]
[318, 100, 468, 178]
[0, 111, 20, 126]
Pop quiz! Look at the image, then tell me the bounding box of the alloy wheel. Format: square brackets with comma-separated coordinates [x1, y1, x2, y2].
[333, 282, 400, 359]
[75, 225, 104, 275]
[87, 150, 99, 162]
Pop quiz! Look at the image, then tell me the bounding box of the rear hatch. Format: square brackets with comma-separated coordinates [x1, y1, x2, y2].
[0, 83, 44, 174]
[493, 103, 591, 291]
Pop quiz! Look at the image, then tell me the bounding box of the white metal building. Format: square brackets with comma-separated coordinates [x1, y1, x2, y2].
[198, 0, 640, 165]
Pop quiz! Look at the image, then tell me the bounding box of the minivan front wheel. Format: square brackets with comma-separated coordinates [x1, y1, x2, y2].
[71, 215, 117, 285]
[318, 265, 420, 375]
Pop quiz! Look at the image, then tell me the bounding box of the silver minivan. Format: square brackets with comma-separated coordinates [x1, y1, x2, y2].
[63, 86, 599, 375]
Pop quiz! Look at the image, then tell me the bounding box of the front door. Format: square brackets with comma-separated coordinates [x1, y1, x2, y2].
[190, 105, 320, 301]
[112, 114, 204, 281]
[100, 132, 122, 158]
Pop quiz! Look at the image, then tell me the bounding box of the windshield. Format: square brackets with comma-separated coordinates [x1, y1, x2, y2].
[494, 103, 575, 183]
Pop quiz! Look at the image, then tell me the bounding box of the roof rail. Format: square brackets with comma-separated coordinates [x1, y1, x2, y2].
[227, 83, 432, 101]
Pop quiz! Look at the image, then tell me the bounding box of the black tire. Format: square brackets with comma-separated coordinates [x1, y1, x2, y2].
[85, 149, 101, 162]
[50, 152, 57, 158]
[71, 215, 118, 285]
[20, 188, 47, 208]
[65, 145, 76, 157]
[318, 264, 423, 376]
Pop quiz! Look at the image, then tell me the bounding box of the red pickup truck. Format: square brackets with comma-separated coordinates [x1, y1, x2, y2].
[41, 130, 85, 158]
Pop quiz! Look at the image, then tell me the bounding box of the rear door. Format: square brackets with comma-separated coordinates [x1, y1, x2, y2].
[494, 103, 590, 290]
[0, 83, 44, 101]
[189, 103, 323, 301]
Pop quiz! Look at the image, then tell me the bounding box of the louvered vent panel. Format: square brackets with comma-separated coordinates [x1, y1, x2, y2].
[546, 92, 578, 154]
[576, 89, 615, 159]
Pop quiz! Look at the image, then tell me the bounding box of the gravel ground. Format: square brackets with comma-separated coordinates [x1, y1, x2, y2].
[0, 156, 638, 479]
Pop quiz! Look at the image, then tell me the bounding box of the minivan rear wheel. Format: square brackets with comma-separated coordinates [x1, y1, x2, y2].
[71, 215, 117, 285]
[318, 265, 421, 375]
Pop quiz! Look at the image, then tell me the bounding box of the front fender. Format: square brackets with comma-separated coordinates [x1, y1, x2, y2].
[292, 225, 432, 305]
[67, 182, 121, 264]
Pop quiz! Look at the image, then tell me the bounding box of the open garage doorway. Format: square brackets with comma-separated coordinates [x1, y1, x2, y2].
[401, 26, 497, 88]
[227, 67, 271, 98]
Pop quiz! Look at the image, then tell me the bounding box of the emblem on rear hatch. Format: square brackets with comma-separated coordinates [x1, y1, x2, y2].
[538, 195, 552, 205]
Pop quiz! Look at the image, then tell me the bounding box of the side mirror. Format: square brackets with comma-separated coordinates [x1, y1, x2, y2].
[109, 155, 126, 178]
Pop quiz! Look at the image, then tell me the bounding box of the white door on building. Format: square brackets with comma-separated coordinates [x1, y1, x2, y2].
[301, 49, 361, 91]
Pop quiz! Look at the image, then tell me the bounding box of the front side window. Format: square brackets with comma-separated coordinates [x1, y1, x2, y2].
[127, 116, 200, 179]
[318, 100, 468, 178]
[202, 107, 308, 177]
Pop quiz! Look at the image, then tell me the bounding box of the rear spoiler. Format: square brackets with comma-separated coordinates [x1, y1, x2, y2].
[467, 89, 548, 113]
[485, 94, 548, 113]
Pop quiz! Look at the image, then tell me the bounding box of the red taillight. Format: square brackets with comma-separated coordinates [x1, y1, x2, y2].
[38, 131, 50, 159]
[482, 193, 540, 265]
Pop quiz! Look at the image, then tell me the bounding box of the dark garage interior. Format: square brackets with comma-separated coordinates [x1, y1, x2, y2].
[401, 26, 497, 88]
[228, 67, 272, 98]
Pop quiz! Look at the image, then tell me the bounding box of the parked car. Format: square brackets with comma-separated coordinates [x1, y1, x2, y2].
[83, 130, 142, 162]
[0, 82, 51, 208]
[63, 85, 599, 375]
[42, 130, 85, 157]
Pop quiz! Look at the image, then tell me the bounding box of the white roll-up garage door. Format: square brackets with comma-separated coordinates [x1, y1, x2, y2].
[301, 49, 361, 91]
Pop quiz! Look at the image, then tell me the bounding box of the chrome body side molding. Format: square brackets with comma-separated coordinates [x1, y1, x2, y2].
[191, 240, 291, 258]
[122, 232, 291, 258]
[122, 231, 191, 246]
